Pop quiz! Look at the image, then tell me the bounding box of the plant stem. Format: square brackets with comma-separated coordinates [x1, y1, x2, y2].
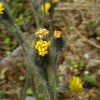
[12, 23, 26, 43]
[31, 0, 40, 29]
[42, 68, 55, 100]
[52, 63, 58, 100]
[30, 74, 39, 100]
[0, 20, 25, 51]
[49, 0, 54, 35]
[42, 0, 46, 28]
[0, 19, 38, 100]
[21, 67, 30, 100]
[23, 52, 39, 100]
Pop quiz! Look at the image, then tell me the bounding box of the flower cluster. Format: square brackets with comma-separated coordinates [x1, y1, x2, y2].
[0, 3, 4, 14]
[35, 28, 49, 39]
[69, 76, 83, 94]
[54, 30, 62, 38]
[35, 40, 51, 57]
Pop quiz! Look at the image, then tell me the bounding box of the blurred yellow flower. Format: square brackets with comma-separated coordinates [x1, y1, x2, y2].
[41, 0, 58, 14]
[54, 30, 62, 38]
[53, 0, 59, 3]
[31, 41, 35, 47]
[35, 28, 49, 39]
[0, 3, 4, 14]
[69, 76, 83, 94]
[35, 40, 51, 57]
[41, 2, 51, 14]
[31, 42, 34, 46]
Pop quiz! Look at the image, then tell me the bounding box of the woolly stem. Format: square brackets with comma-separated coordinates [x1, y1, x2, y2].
[42, 68, 55, 100]
[31, 0, 40, 29]
[52, 63, 58, 100]
[21, 67, 30, 100]
[30, 74, 39, 100]
[42, 0, 46, 28]
[0, 19, 25, 51]
[22, 52, 39, 100]
[0, 19, 38, 100]
[22, 65, 39, 100]
[49, 0, 54, 35]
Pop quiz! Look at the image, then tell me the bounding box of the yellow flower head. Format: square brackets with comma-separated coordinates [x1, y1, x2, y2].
[53, 0, 59, 3]
[35, 28, 49, 39]
[69, 76, 83, 94]
[35, 40, 51, 57]
[54, 30, 62, 38]
[41, 2, 51, 14]
[0, 3, 4, 14]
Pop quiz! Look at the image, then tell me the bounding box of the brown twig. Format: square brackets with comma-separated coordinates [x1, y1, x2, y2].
[75, 29, 100, 49]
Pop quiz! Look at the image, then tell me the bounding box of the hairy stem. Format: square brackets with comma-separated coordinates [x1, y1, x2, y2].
[30, 74, 39, 100]
[31, 0, 40, 29]
[22, 52, 39, 100]
[0, 19, 38, 100]
[49, 0, 54, 35]
[52, 63, 58, 100]
[21, 67, 30, 100]
[42, 68, 55, 100]
[42, 0, 46, 28]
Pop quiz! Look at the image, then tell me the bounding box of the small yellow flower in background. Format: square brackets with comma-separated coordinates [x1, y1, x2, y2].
[41, 2, 51, 14]
[31, 41, 35, 47]
[35, 40, 51, 57]
[35, 28, 49, 39]
[53, 0, 59, 3]
[69, 76, 83, 94]
[0, 3, 4, 14]
[31, 42, 34, 46]
[54, 30, 62, 38]
[41, 0, 59, 14]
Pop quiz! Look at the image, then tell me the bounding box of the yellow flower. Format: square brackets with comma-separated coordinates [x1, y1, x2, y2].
[54, 30, 62, 38]
[35, 40, 51, 57]
[69, 76, 83, 94]
[53, 0, 59, 3]
[31, 42, 34, 46]
[35, 28, 49, 39]
[41, 0, 59, 14]
[41, 2, 51, 14]
[0, 3, 4, 14]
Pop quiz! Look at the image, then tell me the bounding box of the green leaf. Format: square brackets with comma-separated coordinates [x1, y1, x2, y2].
[78, 60, 85, 69]
[0, 34, 4, 37]
[0, 90, 5, 99]
[53, 12, 61, 17]
[90, 97, 97, 100]
[26, 88, 33, 95]
[95, 20, 100, 27]
[68, 59, 75, 66]
[82, 76, 96, 83]
[16, 18, 25, 26]
[6, 51, 11, 55]
[88, 20, 100, 27]
[88, 20, 95, 26]
[5, 37, 11, 47]
[68, 59, 72, 66]
[75, 71, 81, 75]
[38, 95, 44, 100]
